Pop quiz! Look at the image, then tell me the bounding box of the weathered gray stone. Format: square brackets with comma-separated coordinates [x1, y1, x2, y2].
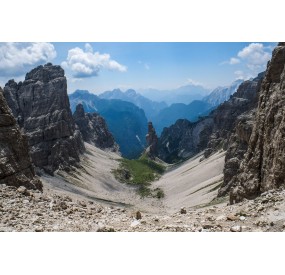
[0, 88, 42, 190]
[3, 63, 85, 174]
[145, 122, 158, 159]
[73, 103, 119, 152]
[231, 43, 285, 203]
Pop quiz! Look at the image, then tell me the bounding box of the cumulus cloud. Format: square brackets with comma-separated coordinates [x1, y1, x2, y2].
[0, 42, 56, 76]
[237, 43, 271, 71]
[62, 43, 127, 78]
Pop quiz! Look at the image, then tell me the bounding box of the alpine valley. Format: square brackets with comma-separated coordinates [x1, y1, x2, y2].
[1, 42, 285, 232]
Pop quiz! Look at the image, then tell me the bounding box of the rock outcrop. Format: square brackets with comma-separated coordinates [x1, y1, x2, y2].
[158, 118, 213, 163]
[230, 43, 285, 203]
[3, 63, 85, 175]
[69, 90, 148, 159]
[0, 87, 42, 190]
[73, 104, 119, 152]
[203, 72, 264, 158]
[157, 73, 264, 164]
[145, 122, 158, 159]
[218, 73, 264, 196]
[219, 110, 257, 196]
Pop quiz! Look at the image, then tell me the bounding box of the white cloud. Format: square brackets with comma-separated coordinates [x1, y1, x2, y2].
[229, 57, 240, 65]
[237, 43, 271, 71]
[0, 42, 56, 76]
[62, 43, 127, 78]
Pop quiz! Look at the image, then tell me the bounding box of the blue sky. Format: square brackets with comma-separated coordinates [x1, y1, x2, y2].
[0, 42, 277, 94]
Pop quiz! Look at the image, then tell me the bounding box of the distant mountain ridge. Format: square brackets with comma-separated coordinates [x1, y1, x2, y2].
[157, 73, 263, 164]
[152, 100, 214, 135]
[137, 84, 210, 105]
[99, 89, 167, 121]
[69, 90, 148, 159]
[203, 79, 243, 107]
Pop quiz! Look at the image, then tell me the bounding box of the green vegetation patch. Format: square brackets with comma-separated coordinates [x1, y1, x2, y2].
[113, 155, 165, 198]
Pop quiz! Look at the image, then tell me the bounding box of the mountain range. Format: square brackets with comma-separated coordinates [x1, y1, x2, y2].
[203, 79, 243, 107]
[69, 90, 148, 159]
[137, 84, 210, 105]
[99, 88, 167, 121]
[2, 43, 285, 233]
[97, 80, 244, 136]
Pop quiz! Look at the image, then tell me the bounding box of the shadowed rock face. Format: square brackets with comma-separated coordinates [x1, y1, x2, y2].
[145, 122, 158, 159]
[0, 87, 42, 190]
[158, 118, 213, 163]
[158, 72, 264, 164]
[3, 63, 85, 175]
[73, 104, 119, 152]
[203, 72, 264, 158]
[230, 43, 285, 203]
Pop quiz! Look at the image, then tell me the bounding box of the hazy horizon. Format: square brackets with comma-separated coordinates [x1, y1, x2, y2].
[0, 42, 276, 95]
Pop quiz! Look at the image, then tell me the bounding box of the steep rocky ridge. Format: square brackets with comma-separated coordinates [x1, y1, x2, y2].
[158, 73, 264, 164]
[158, 118, 213, 163]
[0, 87, 42, 190]
[69, 90, 148, 159]
[203, 79, 243, 107]
[73, 103, 119, 152]
[219, 110, 256, 196]
[145, 122, 158, 159]
[204, 73, 264, 158]
[230, 43, 285, 203]
[3, 63, 85, 175]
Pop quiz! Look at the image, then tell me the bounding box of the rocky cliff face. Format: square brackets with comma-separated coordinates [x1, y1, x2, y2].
[230, 43, 285, 203]
[73, 104, 119, 152]
[158, 118, 213, 163]
[69, 90, 148, 159]
[158, 73, 264, 164]
[203, 73, 264, 158]
[219, 110, 256, 196]
[145, 122, 158, 159]
[0, 87, 42, 190]
[3, 63, 85, 175]
[217, 73, 264, 197]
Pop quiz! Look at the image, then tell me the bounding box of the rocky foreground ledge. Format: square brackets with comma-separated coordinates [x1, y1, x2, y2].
[1, 184, 285, 232]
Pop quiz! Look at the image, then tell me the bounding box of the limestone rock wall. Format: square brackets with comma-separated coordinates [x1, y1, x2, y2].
[3, 63, 85, 174]
[0, 87, 42, 190]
